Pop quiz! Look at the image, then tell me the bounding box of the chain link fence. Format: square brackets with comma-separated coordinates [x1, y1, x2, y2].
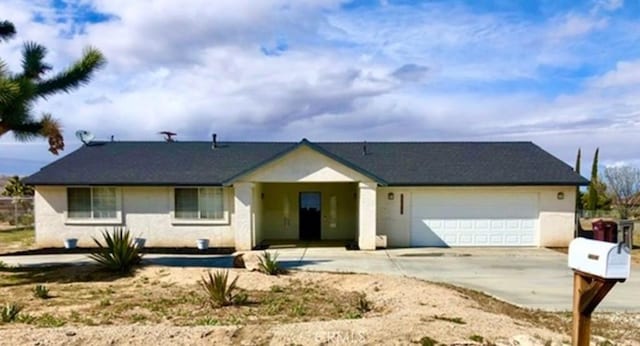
[0, 196, 34, 230]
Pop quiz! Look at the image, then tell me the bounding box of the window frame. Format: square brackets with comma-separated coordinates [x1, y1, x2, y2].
[171, 186, 229, 225]
[65, 186, 122, 225]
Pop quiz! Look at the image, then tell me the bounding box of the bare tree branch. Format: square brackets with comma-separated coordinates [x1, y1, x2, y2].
[603, 165, 640, 219]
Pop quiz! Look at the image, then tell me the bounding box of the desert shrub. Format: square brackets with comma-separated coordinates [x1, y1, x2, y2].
[17, 214, 34, 226]
[88, 227, 142, 273]
[356, 292, 372, 313]
[196, 317, 220, 326]
[258, 251, 282, 275]
[434, 314, 466, 324]
[33, 285, 50, 299]
[0, 303, 23, 323]
[419, 336, 439, 346]
[200, 270, 245, 307]
[469, 334, 484, 343]
[35, 313, 66, 327]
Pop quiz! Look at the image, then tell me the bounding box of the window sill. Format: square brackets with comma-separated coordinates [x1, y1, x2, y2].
[65, 218, 122, 226]
[171, 219, 229, 226]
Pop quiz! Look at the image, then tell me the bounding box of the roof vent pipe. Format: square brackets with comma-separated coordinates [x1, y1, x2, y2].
[212, 133, 217, 149]
[362, 141, 368, 156]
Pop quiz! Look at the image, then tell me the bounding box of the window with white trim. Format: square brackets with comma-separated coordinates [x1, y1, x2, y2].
[67, 187, 117, 219]
[174, 187, 224, 220]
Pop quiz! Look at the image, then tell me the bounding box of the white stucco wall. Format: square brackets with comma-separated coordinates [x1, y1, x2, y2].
[377, 186, 576, 248]
[241, 146, 373, 183]
[34, 186, 235, 248]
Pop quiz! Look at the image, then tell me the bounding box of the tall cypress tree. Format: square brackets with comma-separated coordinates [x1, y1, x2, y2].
[587, 148, 599, 211]
[575, 148, 581, 211]
[575, 148, 581, 175]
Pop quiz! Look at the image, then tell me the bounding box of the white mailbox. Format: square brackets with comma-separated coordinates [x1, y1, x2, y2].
[568, 238, 630, 280]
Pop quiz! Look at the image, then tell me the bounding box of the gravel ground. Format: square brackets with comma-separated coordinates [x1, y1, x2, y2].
[1, 267, 638, 345]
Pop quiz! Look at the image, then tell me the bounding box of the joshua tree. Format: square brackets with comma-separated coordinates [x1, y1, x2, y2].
[2, 175, 33, 225]
[0, 19, 105, 154]
[2, 176, 33, 198]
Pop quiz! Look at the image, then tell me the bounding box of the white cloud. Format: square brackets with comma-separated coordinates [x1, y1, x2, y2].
[547, 14, 608, 40]
[588, 60, 640, 88]
[593, 0, 624, 12]
[1, 0, 640, 175]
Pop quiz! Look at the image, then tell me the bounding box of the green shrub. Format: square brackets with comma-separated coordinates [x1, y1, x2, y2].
[0, 261, 7, 269]
[343, 311, 362, 319]
[419, 336, 439, 346]
[258, 251, 281, 275]
[33, 285, 50, 299]
[291, 302, 307, 316]
[469, 335, 484, 343]
[232, 291, 248, 305]
[196, 317, 220, 325]
[17, 214, 34, 226]
[434, 314, 466, 324]
[88, 227, 142, 273]
[36, 313, 66, 327]
[1, 303, 23, 323]
[200, 270, 244, 307]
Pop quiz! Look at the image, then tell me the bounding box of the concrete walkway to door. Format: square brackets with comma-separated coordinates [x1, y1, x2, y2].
[1, 247, 638, 312]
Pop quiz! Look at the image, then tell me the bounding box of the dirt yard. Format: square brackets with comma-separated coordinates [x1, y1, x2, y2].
[0, 264, 638, 345]
[0, 227, 34, 254]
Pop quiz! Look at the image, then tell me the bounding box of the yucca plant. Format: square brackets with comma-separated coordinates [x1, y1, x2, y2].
[0, 303, 22, 323]
[33, 284, 50, 299]
[88, 227, 142, 273]
[258, 251, 281, 275]
[200, 270, 245, 308]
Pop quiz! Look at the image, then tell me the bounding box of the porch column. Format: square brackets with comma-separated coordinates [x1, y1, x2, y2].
[233, 182, 254, 251]
[358, 182, 377, 250]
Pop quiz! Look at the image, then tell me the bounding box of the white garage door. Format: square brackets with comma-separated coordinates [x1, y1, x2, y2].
[410, 191, 538, 247]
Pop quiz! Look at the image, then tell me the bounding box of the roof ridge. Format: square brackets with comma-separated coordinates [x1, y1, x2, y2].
[90, 140, 534, 144]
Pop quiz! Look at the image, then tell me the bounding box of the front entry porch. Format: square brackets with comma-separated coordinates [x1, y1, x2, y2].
[256, 239, 358, 250]
[233, 181, 377, 251]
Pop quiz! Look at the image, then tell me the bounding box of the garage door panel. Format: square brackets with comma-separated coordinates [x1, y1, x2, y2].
[410, 192, 538, 247]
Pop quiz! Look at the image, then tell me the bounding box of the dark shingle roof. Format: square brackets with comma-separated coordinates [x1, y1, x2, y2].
[24, 140, 588, 186]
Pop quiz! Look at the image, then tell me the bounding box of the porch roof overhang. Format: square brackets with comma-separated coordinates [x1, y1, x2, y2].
[222, 139, 387, 186]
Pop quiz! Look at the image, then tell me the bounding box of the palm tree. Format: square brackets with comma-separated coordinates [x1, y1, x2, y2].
[0, 19, 106, 154]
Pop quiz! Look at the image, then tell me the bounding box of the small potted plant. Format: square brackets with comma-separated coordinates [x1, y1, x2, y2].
[196, 238, 209, 250]
[64, 238, 78, 249]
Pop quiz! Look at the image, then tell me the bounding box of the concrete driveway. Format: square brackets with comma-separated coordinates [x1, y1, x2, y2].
[1, 247, 638, 312]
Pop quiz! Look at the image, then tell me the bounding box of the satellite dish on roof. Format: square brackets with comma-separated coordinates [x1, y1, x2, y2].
[75, 130, 95, 145]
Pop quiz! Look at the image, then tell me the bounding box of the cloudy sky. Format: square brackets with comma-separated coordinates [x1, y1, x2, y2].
[1, 0, 639, 176]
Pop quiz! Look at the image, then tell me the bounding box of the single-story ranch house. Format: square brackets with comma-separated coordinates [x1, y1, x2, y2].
[24, 139, 588, 250]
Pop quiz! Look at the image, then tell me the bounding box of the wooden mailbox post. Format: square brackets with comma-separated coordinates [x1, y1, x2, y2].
[568, 238, 631, 346]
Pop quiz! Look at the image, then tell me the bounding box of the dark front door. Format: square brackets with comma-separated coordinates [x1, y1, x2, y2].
[299, 192, 321, 241]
